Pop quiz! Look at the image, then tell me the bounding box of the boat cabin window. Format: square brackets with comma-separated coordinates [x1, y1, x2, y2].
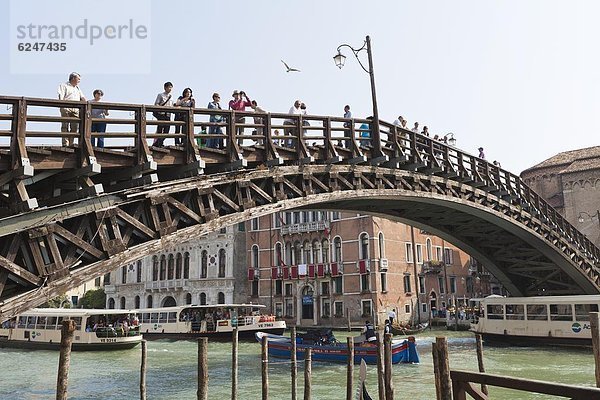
[46, 316, 58, 329]
[36, 316, 48, 329]
[486, 304, 503, 319]
[575, 304, 599, 321]
[26, 316, 36, 328]
[17, 316, 27, 328]
[72, 317, 82, 331]
[505, 304, 524, 320]
[549, 304, 573, 321]
[168, 312, 177, 323]
[526, 304, 548, 321]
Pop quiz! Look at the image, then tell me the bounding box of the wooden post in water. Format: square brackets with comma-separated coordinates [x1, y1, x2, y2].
[346, 336, 354, 400]
[376, 333, 385, 400]
[384, 333, 394, 400]
[197, 337, 208, 400]
[591, 312, 600, 388]
[435, 337, 452, 400]
[347, 307, 351, 331]
[291, 327, 297, 400]
[304, 348, 312, 400]
[262, 335, 269, 400]
[140, 340, 147, 400]
[432, 342, 441, 400]
[475, 334, 488, 395]
[56, 319, 76, 400]
[232, 328, 238, 400]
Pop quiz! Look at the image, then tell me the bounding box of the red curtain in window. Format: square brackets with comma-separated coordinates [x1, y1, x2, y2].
[248, 268, 255, 281]
[330, 262, 338, 276]
[291, 265, 298, 279]
[358, 260, 367, 274]
[308, 264, 315, 278]
[271, 267, 279, 279]
[317, 264, 325, 277]
[283, 266, 290, 279]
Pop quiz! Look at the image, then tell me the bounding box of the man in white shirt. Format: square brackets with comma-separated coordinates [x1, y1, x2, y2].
[58, 72, 86, 146]
[343, 105, 352, 148]
[153, 82, 174, 147]
[388, 308, 397, 325]
[284, 100, 302, 146]
[411, 122, 420, 134]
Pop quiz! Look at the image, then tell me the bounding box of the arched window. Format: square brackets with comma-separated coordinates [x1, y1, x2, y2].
[185, 293, 192, 304]
[275, 242, 284, 266]
[152, 256, 159, 281]
[312, 240, 321, 264]
[303, 240, 311, 264]
[175, 253, 183, 279]
[121, 266, 127, 284]
[160, 255, 166, 280]
[293, 241, 302, 265]
[201, 250, 208, 278]
[251, 245, 259, 268]
[136, 260, 142, 283]
[134, 295, 140, 309]
[200, 293, 207, 305]
[285, 241, 293, 265]
[359, 233, 369, 260]
[321, 239, 330, 263]
[333, 237, 342, 262]
[168, 254, 175, 280]
[378, 232, 385, 258]
[183, 252, 190, 279]
[146, 295, 153, 308]
[218, 292, 225, 304]
[426, 238, 433, 261]
[218, 249, 226, 278]
[108, 298, 115, 309]
[120, 296, 126, 309]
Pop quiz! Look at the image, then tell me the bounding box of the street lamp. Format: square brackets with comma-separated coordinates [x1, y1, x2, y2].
[334, 35, 384, 160]
[578, 210, 600, 227]
[443, 132, 457, 146]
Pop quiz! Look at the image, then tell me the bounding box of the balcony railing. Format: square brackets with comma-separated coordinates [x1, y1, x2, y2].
[281, 220, 330, 235]
[422, 260, 445, 274]
[144, 279, 188, 290]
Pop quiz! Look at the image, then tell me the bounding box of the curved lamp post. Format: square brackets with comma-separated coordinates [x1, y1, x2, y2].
[334, 36, 384, 159]
[443, 132, 457, 146]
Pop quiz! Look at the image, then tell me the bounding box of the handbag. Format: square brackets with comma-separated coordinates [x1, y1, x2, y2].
[153, 94, 172, 119]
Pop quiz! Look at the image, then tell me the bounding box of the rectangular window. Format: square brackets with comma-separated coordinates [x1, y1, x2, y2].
[416, 244, 423, 264]
[251, 280, 259, 297]
[450, 277, 457, 294]
[238, 222, 245, 232]
[550, 304, 573, 321]
[334, 301, 344, 317]
[321, 281, 330, 296]
[436, 247, 443, 262]
[421, 303, 428, 314]
[487, 304, 504, 319]
[526, 304, 548, 321]
[506, 304, 525, 320]
[444, 248, 454, 264]
[381, 272, 387, 293]
[275, 302, 283, 318]
[95, 277, 101, 287]
[575, 304, 599, 321]
[405, 243, 413, 263]
[275, 280, 283, 296]
[285, 283, 293, 297]
[136, 263, 142, 283]
[404, 304, 411, 314]
[285, 298, 294, 317]
[251, 217, 259, 231]
[321, 299, 331, 318]
[332, 276, 343, 294]
[361, 274, 370, 292]
[219, 227, 227, 234]
[438, 276, 445, 294]
[332, 211, 340, 220]
[403, 275, 411, 293]
[121, 266, 127, 284]
[71, 296, 78, 306]
[274, 213, 282, 228]
[419, 276, 425, 294]
[361, 300, 373, 317]
[104, 272, 110, 285]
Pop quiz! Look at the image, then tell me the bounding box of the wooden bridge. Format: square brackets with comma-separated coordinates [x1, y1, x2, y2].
[0, 95, 599, 320]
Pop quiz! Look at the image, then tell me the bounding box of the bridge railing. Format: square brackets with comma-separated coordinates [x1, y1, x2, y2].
[0, 95, 598, 262]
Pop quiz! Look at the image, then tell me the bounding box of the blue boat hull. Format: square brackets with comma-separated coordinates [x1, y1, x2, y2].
[256, 332, 419, 365]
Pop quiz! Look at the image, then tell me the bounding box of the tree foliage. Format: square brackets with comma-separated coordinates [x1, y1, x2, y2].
[40, 294, 69, 308]
[79, 288, 106, 309]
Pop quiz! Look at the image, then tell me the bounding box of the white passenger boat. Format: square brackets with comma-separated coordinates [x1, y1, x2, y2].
[471, 295, 600, 347]
[135, 303, 286, 340]
[0, 308, 143, 350]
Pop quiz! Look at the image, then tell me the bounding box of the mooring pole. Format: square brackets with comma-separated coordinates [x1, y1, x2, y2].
[384, 333, 394, 399]
[304, 348, 312, 400]
[291, 327, 298, 400]
[56, 319, 76, 400]
[232, 328, 239, 400]
[346, 336, 354, 400]
[197, 337, 208, 400]
[376, 333, 385, 400]
[262, 335, 269, 400]
[591, 312, 600, 387]
[475, 334, 488, 395]
[140, 339, 147, 400]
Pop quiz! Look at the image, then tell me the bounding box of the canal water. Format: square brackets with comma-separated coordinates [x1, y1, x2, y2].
[0, 329, 595, 399]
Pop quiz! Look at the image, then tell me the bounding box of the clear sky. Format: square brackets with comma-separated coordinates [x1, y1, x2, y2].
[1, 0, 598, 174]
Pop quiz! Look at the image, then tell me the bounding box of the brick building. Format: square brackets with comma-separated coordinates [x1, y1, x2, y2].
[245, 211, 483, 328]
[521, 146, 600, 247]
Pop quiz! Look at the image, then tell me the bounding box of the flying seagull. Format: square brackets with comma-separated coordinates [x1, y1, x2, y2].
[281, 60, 301, 72]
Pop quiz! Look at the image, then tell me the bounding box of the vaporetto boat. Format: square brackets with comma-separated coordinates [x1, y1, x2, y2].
[471, 294, 600, 347]
[135, 303, 286, 340]
[0, 308, 143, 350]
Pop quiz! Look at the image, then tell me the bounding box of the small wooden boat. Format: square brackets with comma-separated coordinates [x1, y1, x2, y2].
[256, 330, 419, 365]
[390, 322, 429, 336]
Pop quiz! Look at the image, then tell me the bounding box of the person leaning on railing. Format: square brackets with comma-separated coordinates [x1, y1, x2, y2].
[152, 81, 174, 147]
[57, 72, 86, 147]
[90, 89, 108, 148]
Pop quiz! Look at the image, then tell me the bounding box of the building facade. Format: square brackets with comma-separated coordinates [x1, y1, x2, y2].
[104, 224, 247, 309]
[245, 211, 484, 328]
[521, 146, 600, 247]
